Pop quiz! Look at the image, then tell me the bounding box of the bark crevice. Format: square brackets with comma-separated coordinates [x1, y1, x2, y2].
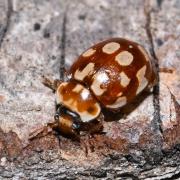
[144, 0, 163, 135]
[0, 0, 13, 48]
[59, 11, 67, 81]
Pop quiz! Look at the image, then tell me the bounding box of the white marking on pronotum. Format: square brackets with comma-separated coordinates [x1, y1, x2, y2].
[56, 82, 68, 104]
[119, 71, 130, 87]
[115, 51, 133, 66]
[129, 45, 133, 48]
[138, 45, 149, 61]
[72, 84, 83, 93]
[77, 102, 101, 122]
[106, 96, 127, 109]
[82, 48, 96, 57]
[102, 42, 120, 54]
[136, 65, 148, 94]
[74, 63, 95, 81]
[91, 72, 109, 96]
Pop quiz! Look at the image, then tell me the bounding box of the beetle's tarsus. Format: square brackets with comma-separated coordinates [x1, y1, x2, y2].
[81, 134, 95, 156]
[89, 113, 104, 134]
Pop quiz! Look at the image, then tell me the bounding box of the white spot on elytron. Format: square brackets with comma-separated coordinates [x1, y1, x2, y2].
[106, 96, 127, 109]
[119, 71, 130, 87]
[115, 51, 133, 66]
[74, 63, 95, 81]
[91, 72, 109, 96]
[81, 89, 89, 100]
[129, 45, 133, 48]
[102, 42, 120, 54]
[82, 48, 96, 57]
[57, 83, 101, 122]
[72, 84, 83, 93]
[138, 45, 149, 61]
[136, 65, 148, 94]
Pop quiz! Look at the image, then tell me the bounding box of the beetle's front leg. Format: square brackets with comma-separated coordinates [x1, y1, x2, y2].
[89, 112, 104, 134]
[80, 112, 104, 135]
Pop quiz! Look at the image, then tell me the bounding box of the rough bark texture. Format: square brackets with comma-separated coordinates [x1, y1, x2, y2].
[0, 0, 179, 179]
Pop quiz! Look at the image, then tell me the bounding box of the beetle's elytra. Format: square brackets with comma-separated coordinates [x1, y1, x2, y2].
[43, 38, 157, 137]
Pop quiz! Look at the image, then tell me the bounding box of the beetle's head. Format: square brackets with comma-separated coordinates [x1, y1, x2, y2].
[53, 112, 81, 137]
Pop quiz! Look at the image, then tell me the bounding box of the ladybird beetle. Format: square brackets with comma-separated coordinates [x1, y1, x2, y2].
[43, 38, 157, 137]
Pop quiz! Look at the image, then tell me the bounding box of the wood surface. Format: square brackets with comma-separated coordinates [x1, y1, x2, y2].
[0, 0, 179, 179]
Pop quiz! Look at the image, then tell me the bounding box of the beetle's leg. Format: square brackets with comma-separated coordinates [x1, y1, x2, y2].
[89, 112, 104, 134]
[42, 75, 62, 91]
[80, 112, 104, 135]
[80, 113, 104, 155]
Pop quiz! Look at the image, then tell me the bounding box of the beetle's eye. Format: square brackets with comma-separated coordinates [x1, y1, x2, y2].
[54, 114, 59, 121]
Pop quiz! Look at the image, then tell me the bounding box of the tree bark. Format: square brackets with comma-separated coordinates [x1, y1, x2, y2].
[0, 0, 179, 179]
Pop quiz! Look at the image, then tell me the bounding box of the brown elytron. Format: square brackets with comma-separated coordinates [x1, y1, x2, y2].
[42, 38, 156, 137]
[69, 38, 156, 110]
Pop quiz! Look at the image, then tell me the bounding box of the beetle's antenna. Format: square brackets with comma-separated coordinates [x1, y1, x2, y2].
[42, 75, 62, 91]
